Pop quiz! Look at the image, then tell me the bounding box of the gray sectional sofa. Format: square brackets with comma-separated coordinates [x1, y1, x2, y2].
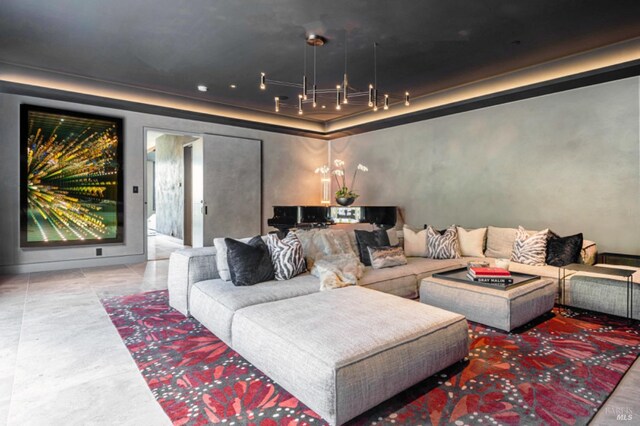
[167, 226, 598, 425]
[168, 246, 470, 425]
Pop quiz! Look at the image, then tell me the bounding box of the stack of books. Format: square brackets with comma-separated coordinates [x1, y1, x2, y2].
[467, 267, 513, 285]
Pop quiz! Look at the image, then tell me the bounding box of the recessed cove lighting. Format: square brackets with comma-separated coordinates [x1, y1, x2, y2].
[197, 85, 208, 92]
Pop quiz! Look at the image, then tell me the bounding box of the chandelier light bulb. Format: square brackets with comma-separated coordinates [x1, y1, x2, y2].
[260, 73, 266, 90]
[298, 94, 303, 115]
[274, 97, 280, 112]
[384, 94, 389, 110]
[368, 84, 374, 107]
[404, 91, 410, 106]
[303, 75, 308, 100]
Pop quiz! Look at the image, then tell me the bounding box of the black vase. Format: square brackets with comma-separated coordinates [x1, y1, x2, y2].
[335, 196, 355, 206]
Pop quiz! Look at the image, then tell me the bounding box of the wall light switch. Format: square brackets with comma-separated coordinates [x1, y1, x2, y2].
[133, 186, 139, 193]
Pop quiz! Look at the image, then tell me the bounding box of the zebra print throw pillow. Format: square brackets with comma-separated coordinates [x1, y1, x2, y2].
[367, 245, 408, 269]
[511, 226, 549, 266]
[426, 225, 460, 259]
[266, 233, 307, 280]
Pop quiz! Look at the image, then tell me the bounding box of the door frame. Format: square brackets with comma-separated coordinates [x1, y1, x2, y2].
[143, 127, 205, 258]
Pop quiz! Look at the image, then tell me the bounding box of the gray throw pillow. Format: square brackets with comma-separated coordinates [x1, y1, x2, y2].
[225, 236, 275, 286]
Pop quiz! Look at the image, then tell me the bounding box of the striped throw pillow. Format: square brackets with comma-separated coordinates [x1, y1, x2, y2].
[511, 226, 549, 266]
[426, 225, 460, 259]
[266, 233, 307, 280]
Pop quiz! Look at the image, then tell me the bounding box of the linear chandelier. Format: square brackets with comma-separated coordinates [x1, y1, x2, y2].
[259, 34, 410, 115]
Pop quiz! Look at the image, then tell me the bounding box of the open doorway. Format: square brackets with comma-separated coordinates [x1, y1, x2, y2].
[145, 129, 202, 260]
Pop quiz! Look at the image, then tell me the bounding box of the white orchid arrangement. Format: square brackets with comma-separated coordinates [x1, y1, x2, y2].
[332, 159, 368, 199]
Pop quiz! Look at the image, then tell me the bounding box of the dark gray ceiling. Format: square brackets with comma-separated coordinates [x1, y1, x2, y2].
[1, 0, 640, 123]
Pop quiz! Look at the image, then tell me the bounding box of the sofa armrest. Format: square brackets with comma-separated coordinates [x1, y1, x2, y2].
[168, 247, 219, 317]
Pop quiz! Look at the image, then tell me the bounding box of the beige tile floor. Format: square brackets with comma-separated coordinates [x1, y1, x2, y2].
[0, 257, 638, 425]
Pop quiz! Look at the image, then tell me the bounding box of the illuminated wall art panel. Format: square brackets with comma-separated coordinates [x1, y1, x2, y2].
[20, 105, 124, 247]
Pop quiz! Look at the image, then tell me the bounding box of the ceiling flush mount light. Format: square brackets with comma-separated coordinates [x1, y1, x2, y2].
[197, 85, 208, 92]
[229, 84, 237, 89]
[260, 34, 410, 115]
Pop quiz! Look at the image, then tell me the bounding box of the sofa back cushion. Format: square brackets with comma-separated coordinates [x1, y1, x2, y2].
[403, 225, 428, 257]
[457, 227, 487, 257]
[484, 226, 518, 258]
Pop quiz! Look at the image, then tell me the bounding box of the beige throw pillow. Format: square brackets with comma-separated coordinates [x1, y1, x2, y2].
[457, 227, 486, 257]
[484, 226, 518, 258]
[403, 225, 428, 257]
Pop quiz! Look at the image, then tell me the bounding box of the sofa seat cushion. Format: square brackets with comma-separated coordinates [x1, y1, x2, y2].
[189, 273, 320, 345]
[231, 286, 469, 425]
[359, 263, 418, 298]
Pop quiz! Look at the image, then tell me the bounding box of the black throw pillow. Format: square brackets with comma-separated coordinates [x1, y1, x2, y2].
[354, 229, 390, 266]
[545, 232, 583, 267]
[225, 236, 275, 286]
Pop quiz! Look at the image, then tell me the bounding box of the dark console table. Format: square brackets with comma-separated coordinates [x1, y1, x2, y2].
[267, 206, 397, 234]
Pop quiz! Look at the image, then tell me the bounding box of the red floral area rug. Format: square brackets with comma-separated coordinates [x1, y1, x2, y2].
[101, 290, 640, 426]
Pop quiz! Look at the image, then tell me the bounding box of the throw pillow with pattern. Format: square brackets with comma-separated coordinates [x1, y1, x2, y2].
[266, 233, 307, 280]
[367, 245, 408, 269]
[426, 225, 460, 259]
[511, 226, 549, 266]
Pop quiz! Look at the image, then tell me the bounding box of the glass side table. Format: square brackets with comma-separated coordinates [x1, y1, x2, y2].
[560, 263, 636, 319]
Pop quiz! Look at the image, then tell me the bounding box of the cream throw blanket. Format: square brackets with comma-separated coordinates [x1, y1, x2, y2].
[293, 228, 364, 290]
[311, 254, 365, 291]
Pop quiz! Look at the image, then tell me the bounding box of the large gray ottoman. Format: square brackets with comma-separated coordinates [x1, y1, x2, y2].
[420, 277, 555, 331]
[231, 286, 469, 425]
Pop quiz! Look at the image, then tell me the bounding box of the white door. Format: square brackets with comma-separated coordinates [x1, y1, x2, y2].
[190, 139, 205, 247]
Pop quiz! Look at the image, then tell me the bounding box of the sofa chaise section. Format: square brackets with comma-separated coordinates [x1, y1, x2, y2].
[232, 286, 469, 425]
[189, 274, 320, 345]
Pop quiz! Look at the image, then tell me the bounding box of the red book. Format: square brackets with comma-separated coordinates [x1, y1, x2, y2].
[469, 267, 511, 276]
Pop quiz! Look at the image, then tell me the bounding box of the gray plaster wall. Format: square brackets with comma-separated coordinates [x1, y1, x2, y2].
[0, 92, 327, 273]
[154, 134, 198, 240]
[331, 77, 640, 254]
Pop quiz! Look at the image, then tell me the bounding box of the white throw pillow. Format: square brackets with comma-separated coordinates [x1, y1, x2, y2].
[214, 236, 267, 281]
[457, 227, 486, 257]
[403, 225, 428, 257]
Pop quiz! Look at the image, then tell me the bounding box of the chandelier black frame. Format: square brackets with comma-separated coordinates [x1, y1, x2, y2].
[259, 34, 410, 115]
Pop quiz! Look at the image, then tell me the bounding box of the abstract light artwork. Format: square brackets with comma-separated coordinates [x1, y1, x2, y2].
[20, 105, 124, 247]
